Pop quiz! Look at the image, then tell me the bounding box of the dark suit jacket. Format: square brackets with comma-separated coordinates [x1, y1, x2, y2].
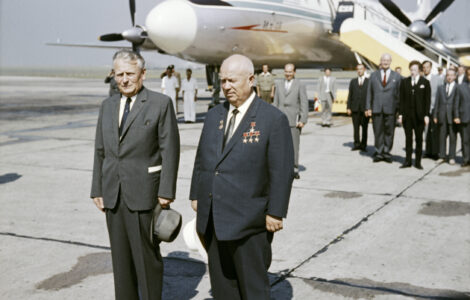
[433, 83, 460, 125]
[399, 76, 431, 121]
[91, 87, 180, 211]
[366, 70, 401, 114]
[190, 97, 294, 241]
[455, 83, 470, 123]
[347, 77, 369, 112]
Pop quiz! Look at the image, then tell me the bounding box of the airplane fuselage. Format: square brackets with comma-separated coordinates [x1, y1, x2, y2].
[145, 0, 357, 68]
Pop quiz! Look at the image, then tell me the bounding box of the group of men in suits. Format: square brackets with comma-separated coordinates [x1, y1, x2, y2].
[92, 51, 296, 300]
[346, 52, 469, 168]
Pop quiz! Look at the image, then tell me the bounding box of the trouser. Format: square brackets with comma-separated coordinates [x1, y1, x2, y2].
[352, 111, 369, 148]
[403, 117, 425, 165]
[106, 196, 163, 300]
[372, 113, 396, 158]
[461, 122, 470, 164]
[204, 213, 273, 300]
[291, 126, 301, 171]
[321, 97, 333, 125]
[425, 119, 439, 158]
[438, 122, 457, 160]
[260, 91, 272, 104]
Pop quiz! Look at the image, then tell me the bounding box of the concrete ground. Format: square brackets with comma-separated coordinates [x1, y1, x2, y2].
[0, 76, 469, 300]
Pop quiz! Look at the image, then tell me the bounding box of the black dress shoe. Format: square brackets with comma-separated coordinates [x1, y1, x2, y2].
[383, 157, 392, 163]
[415, 164, 423, 170]
[461, 162, 470, 167]
[293, 172, 300, 179]
[360, 146, 367, 152]
[351, 146, 360, 151]
[373, 156, 382, 163]
[400, 163, 411, 168]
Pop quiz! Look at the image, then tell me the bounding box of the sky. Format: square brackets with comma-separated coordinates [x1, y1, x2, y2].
[0, 0, 468, 69]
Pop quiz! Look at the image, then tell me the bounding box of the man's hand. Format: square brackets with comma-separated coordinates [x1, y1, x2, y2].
[296, 122, 304, 128]
[434, 117, 438, 124]
[270, 92, 274, 99]
[191, 200, 197, 212]
[424, 116, 429, 125]
[347, 109, 351, 116]
[159, 197, 174, 209]
[454, 118, 461, 124]
[93, 197, 105, 213]
[266, 215, 283, 232]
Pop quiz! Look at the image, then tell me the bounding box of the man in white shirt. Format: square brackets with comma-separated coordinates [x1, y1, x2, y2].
[162, 66, 179, 114]
[317, 67, 337, 127]
[181, 68, 198, 123]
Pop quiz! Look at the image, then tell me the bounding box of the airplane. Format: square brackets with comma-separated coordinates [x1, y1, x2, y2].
[50, 0, 469, 104]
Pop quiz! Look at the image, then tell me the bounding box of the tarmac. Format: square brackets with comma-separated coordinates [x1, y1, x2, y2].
[0, 75, 469, 300]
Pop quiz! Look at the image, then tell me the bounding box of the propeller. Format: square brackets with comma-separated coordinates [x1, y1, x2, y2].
[379, 0, 411, 26]
[98, 0, 146, 52]
[424, 0, 453, 26]
[379, 0, 454, 40]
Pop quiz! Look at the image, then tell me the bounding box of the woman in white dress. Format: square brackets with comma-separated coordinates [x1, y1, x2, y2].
[181, 68, 198, 123]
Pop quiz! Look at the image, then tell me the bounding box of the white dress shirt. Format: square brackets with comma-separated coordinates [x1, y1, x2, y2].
[381, 69, 391, 83]
[412, 75, 420, 86]
[358, 75, 365, 86]
[285, 79, 293, 91]
[119, 95, 137, 127]
[225, 92, 256, 135]
[457, 74, 465, 84]
[324, 76, 330, 92]
[446, 81, 455, 96]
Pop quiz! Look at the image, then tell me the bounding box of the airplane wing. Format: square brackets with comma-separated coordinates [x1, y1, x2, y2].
[444, 42, 470, 55]
[46, 42, 132, 50]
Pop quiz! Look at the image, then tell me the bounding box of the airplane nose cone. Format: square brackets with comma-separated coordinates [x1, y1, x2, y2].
[145, 0, 197, 54]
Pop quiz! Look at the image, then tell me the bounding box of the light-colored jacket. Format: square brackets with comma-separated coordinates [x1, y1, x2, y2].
[317, 76, 337, 100]
[273, 79, 309, 127]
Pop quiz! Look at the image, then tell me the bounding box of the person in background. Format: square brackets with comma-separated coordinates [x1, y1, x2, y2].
[395, 66, 404, 79]
[366, 53, 401, 163]
[256, 64, 275, 103]
[454, 68, 470, 167]
[433, 68, 459, 165]
[317, 67, 337, 127]
[274, 63, 309, 179]
[181, 68, 198, 123]
[423, 60, 442, 160]
[398, 60, 430, 169]
[162, 65, 179, 114]
[347, 63, 370, 152]
[457, 66, 467, 85]
[104, 69, 120, 96]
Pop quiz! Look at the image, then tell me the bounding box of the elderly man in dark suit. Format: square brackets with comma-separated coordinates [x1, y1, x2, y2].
[366, 53, 401, 163]
[91, 50, 180, 300]
[398, 61, 431, 169]
[190, 54, 294, 300]
[273, 63, 308, 179]
[454, 70, 470, 167]
[347, 63, 370, 151]
[433, 68, 459, 165]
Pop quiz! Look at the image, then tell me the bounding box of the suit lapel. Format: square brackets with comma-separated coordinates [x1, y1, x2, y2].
[217, 102, 230, 157]
[112, 95, 120, 145]
[217, 98, 260, 165]
[120, 87, 147, 141]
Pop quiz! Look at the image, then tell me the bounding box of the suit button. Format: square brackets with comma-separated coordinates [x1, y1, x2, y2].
[215, 170, 219, 176]
[209, 193, 212, 198]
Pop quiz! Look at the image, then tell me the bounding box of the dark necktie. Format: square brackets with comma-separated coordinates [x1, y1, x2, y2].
[382, 71, 387, 87]
[223, 108, 239, 149]
[119, 97, 132, 136]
